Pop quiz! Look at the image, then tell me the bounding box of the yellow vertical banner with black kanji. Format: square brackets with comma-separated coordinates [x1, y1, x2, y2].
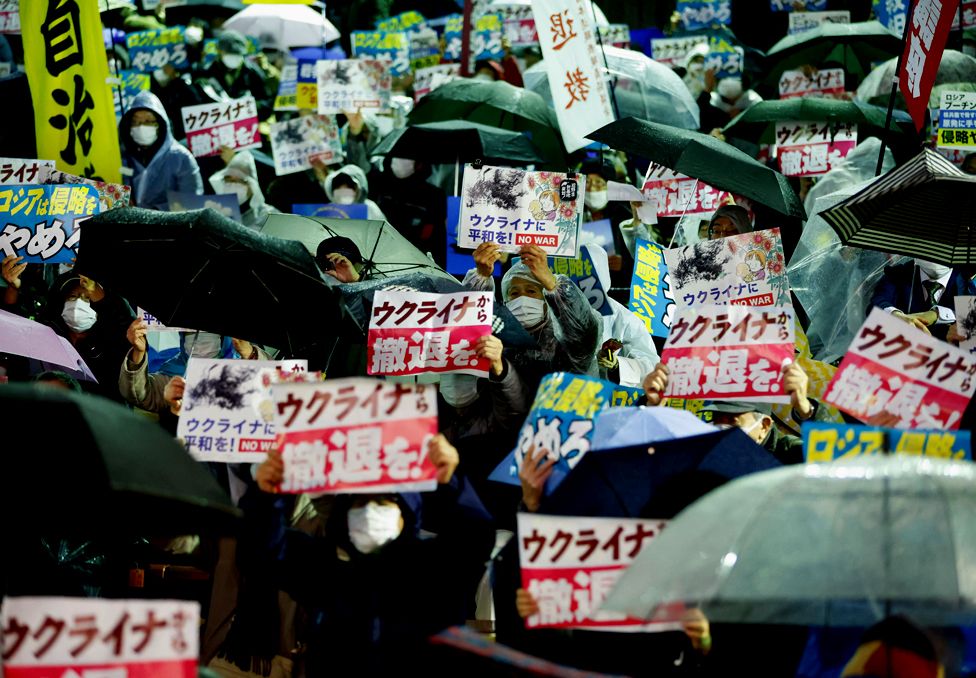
[22, 0, 122, 183]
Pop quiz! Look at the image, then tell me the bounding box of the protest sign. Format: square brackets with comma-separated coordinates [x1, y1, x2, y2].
[775, 121, 857, 176]
[114, 69, 151, 122]
[517, 514, 679, 632]
[900, 0, 959, 131]
[0, 597, 199, 678]
[874, 0, 909, 35]
[824, 307, 976, 429]
[443, 14, 465, 61]
[661, 304, 796, 403]
[178, 358, 308, 462]
[367, 290, 493, 377]
[167, 191, 242, 222]
[446, 195, 501, 276]
[138, 307, 192, 332]
[771, 0, 826, 8]
[630, 239, 675, 338]
[677, 0, 731, 30]
[496, 3, 538, 47]
[0, 158, 54, 185]
[458, 164, 584, 256]
[966, 0, 976, 28]
[292, 203, 369, 219]
[410, 28, 442, 70]
[0, 0, 18, 33]
[43, 170, 131, 211]
[531, 0, 615, 152]
[954, 295, 976, 354]
[641, 161, 730, 217]
[350, 30, 411, 77]
[472, 13, 506, 60]
[778, 68, 846, 99]
[377, 9, 427, 32]
[413, 63, 460, 101]
[664, 396, 715, 423]
[581, 218, 615, 255]
[937, 91, 976, 150]
[272, 378, 439, 494]
[548, 248, 612, 316]
[649, 35, 708, 67]
[275, 63, 298, 112]
[296, 59, 318, 110]
[270, 115, 342, 176]
[0, 184, 98, 264]
[665, 228, 790, 308]
[316, 59, 391, 115]
[181, 96, 261, 158]
[803, 421, 972, 463]
[126, 26, 188, 73]
[705, 47, 745, 78]
[610, 384, 645, 407]
[788, 10, 851, 35]
[598, 24, 631, 48]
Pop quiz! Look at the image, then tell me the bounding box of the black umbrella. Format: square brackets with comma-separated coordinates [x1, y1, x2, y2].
[74, 207, 342, 354]
[3, 384, 239, 536]
[587, 116, 806, 219]
[371, 121, 546, 165]
[163, 0, 245, 23]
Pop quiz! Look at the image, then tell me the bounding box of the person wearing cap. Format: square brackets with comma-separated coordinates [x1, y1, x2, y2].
[708, 204, 753, 240]
[209, 151, 280, 230]
[200, 30, 272, 120]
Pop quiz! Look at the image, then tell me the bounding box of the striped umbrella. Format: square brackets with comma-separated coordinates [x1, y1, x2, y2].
[819, 149, 976, 266]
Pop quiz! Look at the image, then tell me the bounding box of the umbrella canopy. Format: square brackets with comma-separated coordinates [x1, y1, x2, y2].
[587, 116, 806, 219]
[591, 406, 715, 451]
[819, 149, 976, 266]
[540, 428, 781, 519]
[604, 456, 976, 627]
[856, 49, 976, 109]
[371, 121, 545, 164]
[407, 79, 567, 166]
[161, 0, 245, 22]
[523, 45, 701, 131]
[0, 308, 97, 381]
[223, 3, 340, 50]
[74, 207, 342, 354]
[3, 384, 239, 536]
[764, 21, 902, 88]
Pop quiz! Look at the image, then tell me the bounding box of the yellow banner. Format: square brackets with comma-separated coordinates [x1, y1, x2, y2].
[22, 0, 122, 183]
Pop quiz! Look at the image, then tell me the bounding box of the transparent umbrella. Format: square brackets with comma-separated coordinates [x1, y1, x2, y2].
[856, 50, 976, 109]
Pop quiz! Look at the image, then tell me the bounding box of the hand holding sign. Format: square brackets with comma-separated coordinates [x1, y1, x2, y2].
[474, 242, 502, 278]
[476, 334, 505, 377]
[643, 362, 670, 406]
[520, 245, 557, 291]
[519, 445, 557, 512]
[428, 433, 459, 484]
[126, 318, 148, 365]
[1, 254, 25, 289]
[257, 446, 284, 493]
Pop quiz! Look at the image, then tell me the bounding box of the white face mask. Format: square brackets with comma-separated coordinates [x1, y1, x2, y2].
[390, 157, 416, 179]
[332, 187, 357, 205]
[347, 502, 402, 554]
[62, 298, 97, 332]
[506, 295, 546, 330]
[221, 54, 245, 70]
[130, 124, 159, 147]
[717, 78, 743, 102]
[688, 61, 705, 76]
[586, 190, 608, 212]
[153, 68, 172, 86]
[185, 26, 204, 45]
[440, 374, 480, 408]
[185, 332, 223, 359]
[224, 183, 250, 206]
[473, 73, 495, 82]
[915, 258, 952, 280]
[636, 201, 658, 225]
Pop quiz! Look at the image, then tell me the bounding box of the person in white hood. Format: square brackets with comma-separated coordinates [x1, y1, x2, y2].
[709, 76, 762, 118]
[208, 151, 279, 230]
[323, 164, 388, 221]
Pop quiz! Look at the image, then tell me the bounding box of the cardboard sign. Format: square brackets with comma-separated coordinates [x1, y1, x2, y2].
[177, 358, 308, 462]
[0, 158, 54, 185]
[316, 59, 391, 115]
[937, 91, 976, 150]
[181, 96, 261, 158]
[661, 304, 795, 403]
[803, 421, 972, 463]
[677, 0, 731, 30]
[350, 31, 411, 77]
[775, 121, 857, 177]
[458, 164, 584, 257]
[367, 290, 493, 377]
[665, 228, 790, 308]
[126, 26, 188, 73]
[630, 239, 675, 338]
[167, 191, 242, 222]
[547, 248, 612, 316]
[273, 378, 439, 494]
[823, 307, 976, 429]
[778, 68, 846, 99]
[0, 597, 199, 678]
[649, 35, 708, 67]
[0, 184, 98, 264]
[291, 203, 368, 219]
[270, 115, 342, 176]
[517, 514, 679, 632]
[788, 10, 851, 34]
[642, 161, 730, 217]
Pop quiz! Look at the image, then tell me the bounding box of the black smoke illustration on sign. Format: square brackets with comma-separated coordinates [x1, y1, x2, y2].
[671, 240, 731, 288]
[186, 364, 260, 411]
[465, 168, 527, 211]
[961, 303, 976, 339]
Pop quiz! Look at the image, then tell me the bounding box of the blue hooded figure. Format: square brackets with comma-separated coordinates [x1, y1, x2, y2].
[120, 90, 203, 210]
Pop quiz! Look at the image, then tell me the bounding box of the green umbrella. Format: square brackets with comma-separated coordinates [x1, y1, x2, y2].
[764, 21, 902, 88]
[407, 79, 567, 167]
[723, 99, 914, 145]
[587, 117, 806, 219]
[371, 120, 545, 165]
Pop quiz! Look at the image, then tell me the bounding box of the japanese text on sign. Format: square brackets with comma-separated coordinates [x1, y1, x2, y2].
[788, 10, 851, 34]
[803, 421, 972, 463]
[776, 121, 857, 177]
[677, 0, 731, 30]
[938, 91, 976, 149]
[180, 96, 261, 158]
[0, 158, 54, 186]
[547, 248, 612, 316]
[0, 184, 98, 264]
[270, 115, 342, 176]
[125, 27, 188, 73]
[901, 0, 959, 131]
[316, 59, 391, 115]
[367, 290, 493, 377]
[771, 0, 826, 9]
[350, 31, 411, 77]
[641, 161, 730, 218]
[413, 63, 460, 101]
[778, 68, 845, 99]
[273, 378, 439, 494]
[824, 307, 976, 430]
[630, 239, 675, 338]
[0, 0, 19, 34]
[649, 35, 708, 67]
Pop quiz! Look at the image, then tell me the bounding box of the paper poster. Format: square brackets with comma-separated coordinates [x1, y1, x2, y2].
[664, 396, 715, 423]
[705, 47, 745, 78]
[446, 195, 501, 276]
[458, 164, 584, 257]
[0, 184, 98, 264]
[966, 0, 976, 29]
[167, 191, 242, 222]
[367, 290, 493, 377]
[316, 59, 391, 115]
[275, 63, 298, 112]
[629, 239, 675, 338]
[413, 63, 460, 101]
[0, 0, 18, 34]
[771, 0, 826, 9]
[873, 0, 908, 35]
[296, 59, 318, 110]
[665, 228, 790, 308]
[410, 28, 442, 70]
[954, 296, 976, 354]
[661, 304, 796, 403]
[138, 307, 192, 332]
[0, 597, 199, 678]
[376, 9, 427, 32]
[677, 0, 731, 30]
[788, 10, 851, 35]
[823, 307, 976, 430]
[547, 248, 612, 316]
[803, 421, 972, 463]
[496, 3, 538, 47]
[270, 115, 343, 176]
[291, 203, 369, 219]
[775, 121, 857, 177]
[272, 378, 439, 494]
[181, 96, 261, 158]
[642, 161, 730, 217]
[598, 24, 631, 48]
[350, 31, 411, 77]
[517, 514, 679, 632]
[114, 69, 152, 122]
[42, 170, 131, 212]
[649, 35, 708, 67]
[0, 158, 54, 185]
[126, 26, 188, 73]
[778, 68, 845, 99]
[937, 91, 976, 150]
[177, 358, 309, 462]
[472, 13, 506, 60]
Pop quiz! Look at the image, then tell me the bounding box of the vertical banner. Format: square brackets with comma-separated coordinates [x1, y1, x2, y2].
[900, 0, 961, 131]
[531, 0, 615, 152]
[629, 239, 675, 338]
[22, 0, 123, 183]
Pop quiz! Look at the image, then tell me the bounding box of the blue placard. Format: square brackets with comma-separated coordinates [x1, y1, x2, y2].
[677, 0, 732, 30]
[803, 422, 973, 463]
[350, 31, 411, 77]
[0, 184, 99, 264]
[446, 195, 500, 277]
[771, 0, 827, 10]
[126, 27, 189, 73]
[629, 239, 674, 339]
[168, 191, 242, 223]
[547, 248, 613, 316]
[705, 48, 744, 78]
[291, 203, 369, 220]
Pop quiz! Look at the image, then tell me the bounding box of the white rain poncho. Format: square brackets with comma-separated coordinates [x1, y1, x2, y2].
[208, 151, 279, 230]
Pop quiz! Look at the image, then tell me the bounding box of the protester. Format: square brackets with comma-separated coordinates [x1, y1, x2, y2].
[208, 151, 280, 230]
[199, 30, 273, 119]
[371, 156, 447, 262]
[149, 63, 204, 141]
[708, 204, 753, 239]
[871, 259, 976, 342]
[266, 157, 334, 213]
[323, 163, 388, 221]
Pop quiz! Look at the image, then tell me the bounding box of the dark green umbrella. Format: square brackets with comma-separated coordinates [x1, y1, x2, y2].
[587, 116, 806, 219]
[764, 21, 902, 88]
[371, 121, 545, 164]
[3, 384, 239, 536]
[407, 79, 567, 167]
